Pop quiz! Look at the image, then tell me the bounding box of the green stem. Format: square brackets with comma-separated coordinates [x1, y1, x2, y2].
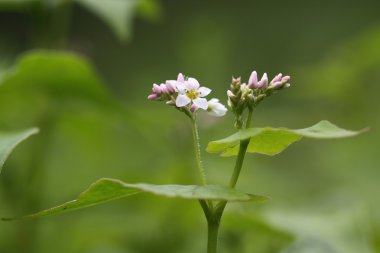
[229, 108, 252, 188]
[203, 109, 253, 252]
[207, 218, 220, 253]
[191, 118, 208, 185]
[228, 139, 250, 188]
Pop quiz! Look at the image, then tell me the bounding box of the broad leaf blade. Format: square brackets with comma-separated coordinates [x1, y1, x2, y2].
[3, 178, 268, 220]
[0, 128, 39, 174]
[293, 120, 368, 138]
[207, 120, 367, 156]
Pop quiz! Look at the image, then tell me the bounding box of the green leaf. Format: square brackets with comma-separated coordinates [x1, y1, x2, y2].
[75, 0, 137, 41]
[207, 120, 368, 157]
[2, 178, 268, 220]
[0, 50, 113, 104]
[0, 128, 39, 174]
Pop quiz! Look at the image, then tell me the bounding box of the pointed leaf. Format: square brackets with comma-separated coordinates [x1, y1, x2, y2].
[0, 128, 39, 174]
[207, 120, 368, 156]
[3, 178, 268, 220]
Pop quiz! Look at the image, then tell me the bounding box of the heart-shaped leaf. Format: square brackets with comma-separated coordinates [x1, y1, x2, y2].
[207, 120, 368, 156]
[0, 128, 39, 174]
[3, 178, 268, 220]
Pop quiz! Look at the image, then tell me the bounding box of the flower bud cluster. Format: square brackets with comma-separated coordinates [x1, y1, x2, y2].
[227, 70, 290, 127]
[147, 82, 176, 101]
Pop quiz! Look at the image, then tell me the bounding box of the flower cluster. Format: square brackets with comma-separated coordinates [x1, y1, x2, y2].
[227, 70, 290, 128]
[148, 73, 227, 117]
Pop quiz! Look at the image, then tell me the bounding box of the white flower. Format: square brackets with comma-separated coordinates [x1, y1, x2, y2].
[175, 77, 211, 110]
[207, 98, 227, 117]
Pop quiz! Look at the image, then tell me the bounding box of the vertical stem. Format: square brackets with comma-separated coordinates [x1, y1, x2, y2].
[207, 218, 220, 253]
[204, 109, 253, 252]
[229, 108, 253, 188]
[228, 139, 250, 188]
[191, 118, 208, 185]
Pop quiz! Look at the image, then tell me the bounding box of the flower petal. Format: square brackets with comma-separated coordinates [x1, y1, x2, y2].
[176, 94, 191, 107]
[207, 98, 227, 117]
[193, 97, 208, 110]
[209, 98, 219, 103]
[177, 73, 185, 83]
[175, 82, 187, 93]
[187, 78, 200, 89]
[198, 87, 212, 97]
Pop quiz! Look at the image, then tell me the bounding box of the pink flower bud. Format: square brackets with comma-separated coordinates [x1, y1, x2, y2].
[177, 73, 185, 83]
[227, 90, 235, 98]
[190, 104, 198, 112]
[160, 83, 168, 94]
[284, 83, 291, 88]
[147, 94, 158, 100]
[271, 81, 283, 89]
[165, 82, 176, 94]
[257, 73, 268, 89]
[248, 71, 258, 89]
[271, 73, 282, 84]
[281, 75, 290, 83]
[152, 83, 162, 94]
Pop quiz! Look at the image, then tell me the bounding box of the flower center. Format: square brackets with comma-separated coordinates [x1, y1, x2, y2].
[186, 90, 199, 100]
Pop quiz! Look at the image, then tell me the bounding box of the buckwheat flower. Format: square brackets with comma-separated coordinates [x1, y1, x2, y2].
[227, 90, 235, 98]
[177, 73, 185, 83]
[166, 73, 186, 91]
[175, 77, 211, 110]
[248, 71, 258, 89]
[257, 73, 268, 89]
[271, 73, 283, 84]
[207, 98, 227, 117]
[190, 104, 198, 112]
[270, 74, 291, 89]
[147, 94, 158, 100]
[147, 83, 164, 100]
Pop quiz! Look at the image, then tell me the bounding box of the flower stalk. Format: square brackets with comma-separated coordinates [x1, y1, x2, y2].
[191, 117, 208, 186]
[147, 70, 290, 253]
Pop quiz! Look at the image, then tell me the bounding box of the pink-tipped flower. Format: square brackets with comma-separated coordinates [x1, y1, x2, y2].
[227, 90, 235, 98]
[175, 77, 211, 110]
[147, 94, 158, 100]
[164, 81, 176, 94]
[166, 73, 186, 92]
[159, 83, 168, 94]
[190, 104, 198, 112]
[248, 71, 258, 89]
[257, 73, 268, 89]
[152, 83, 162, 94]
[148, 83, 164, 100]
[177, 73, 185, 83]
[282, 75, 290, 83]
[271, 73, 283, 84]
[270, 74, 291, 89]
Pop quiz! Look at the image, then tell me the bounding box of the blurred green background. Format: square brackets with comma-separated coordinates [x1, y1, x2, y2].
[0, 0, 379, 252]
